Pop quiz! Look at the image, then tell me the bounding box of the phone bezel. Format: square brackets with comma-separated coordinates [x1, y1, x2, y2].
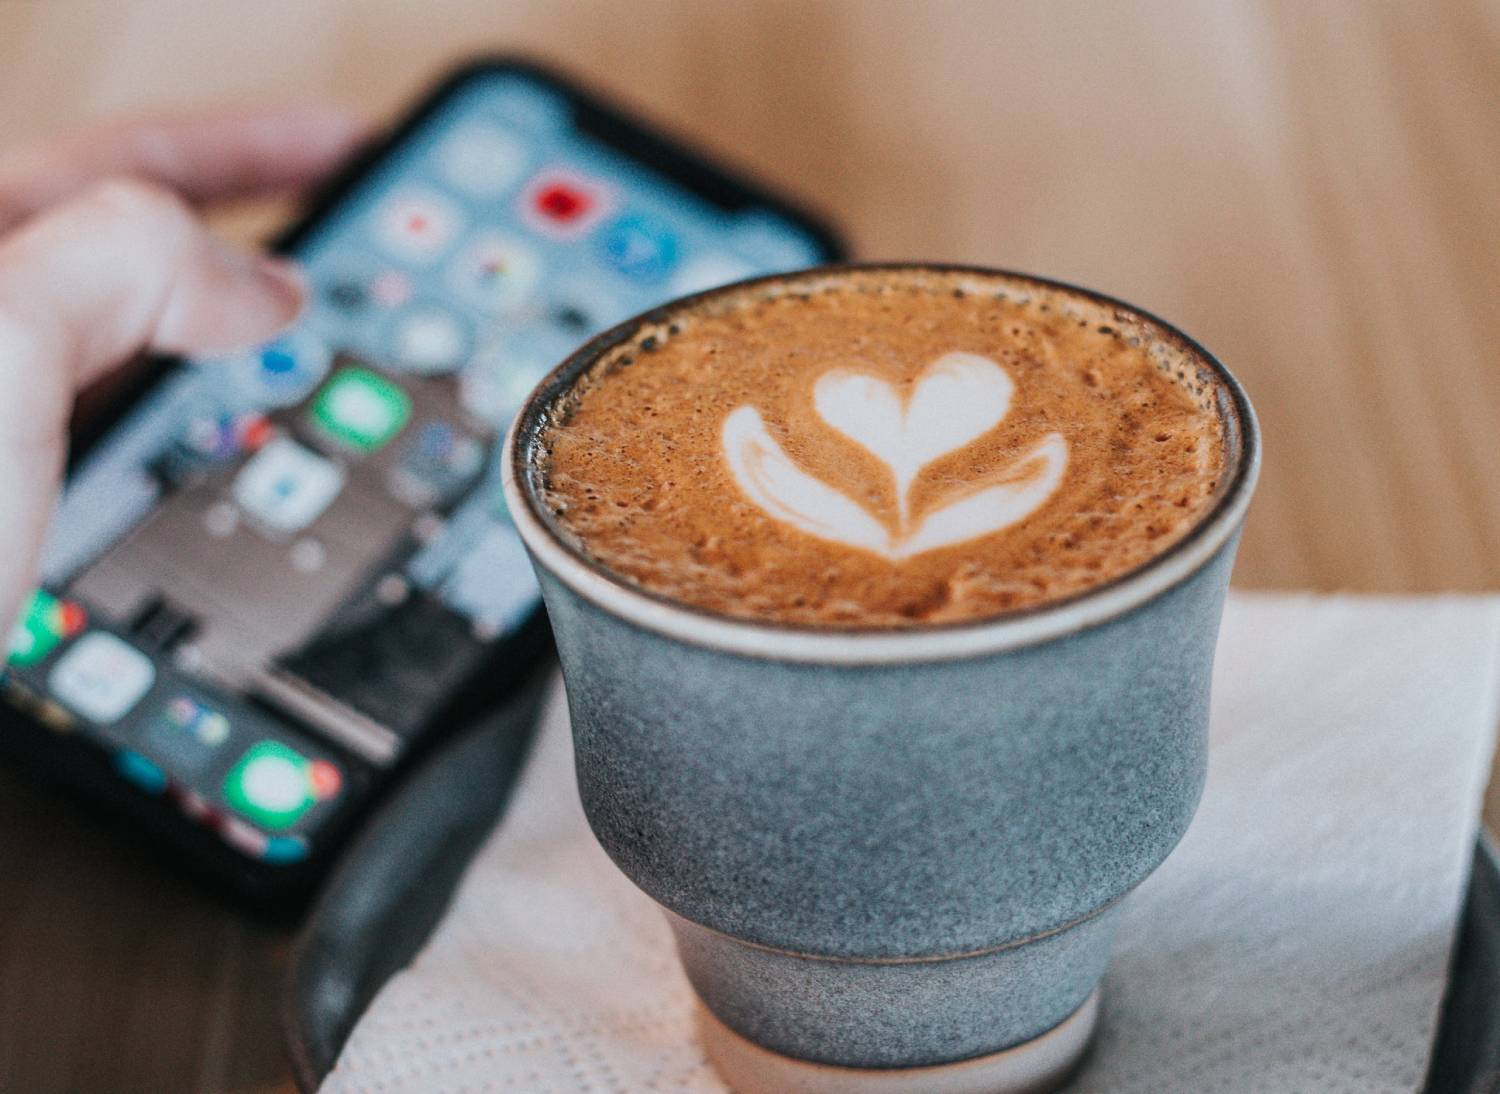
[18, 55, 847, 911]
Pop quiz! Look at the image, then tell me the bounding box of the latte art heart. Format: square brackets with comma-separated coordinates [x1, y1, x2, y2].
[722, 353, 1068, 560]
[814, 353, 1014, 522]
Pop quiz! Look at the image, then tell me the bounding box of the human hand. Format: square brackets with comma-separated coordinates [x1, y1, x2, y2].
[0, 105, 364, 635]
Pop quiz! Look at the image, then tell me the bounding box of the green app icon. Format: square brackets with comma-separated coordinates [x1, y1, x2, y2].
[7, 589, 86, 667]
[223, 740, 316, 831]
[310, 367, 411, 453]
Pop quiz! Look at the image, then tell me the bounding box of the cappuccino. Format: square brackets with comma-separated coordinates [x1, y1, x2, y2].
[536, 268, 1229, 627]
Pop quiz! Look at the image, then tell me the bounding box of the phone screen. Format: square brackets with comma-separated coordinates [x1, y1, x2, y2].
[2, 65, 838, 869]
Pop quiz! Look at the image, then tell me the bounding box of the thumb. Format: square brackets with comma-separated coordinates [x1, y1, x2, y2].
[0, 177, 304, 629]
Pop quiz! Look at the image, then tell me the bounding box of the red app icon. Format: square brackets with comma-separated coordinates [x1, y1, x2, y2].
[520, 170, 612, 238]
[537, 184, 588, 221]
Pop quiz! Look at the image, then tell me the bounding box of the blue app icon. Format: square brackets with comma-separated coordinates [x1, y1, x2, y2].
[258, 336, 327, 399]
[598, 212, 679, 282]
[227, 329, 331, 407]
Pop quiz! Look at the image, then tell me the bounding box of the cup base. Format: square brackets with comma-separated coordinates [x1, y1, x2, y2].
[696, 987, 1099, 1094]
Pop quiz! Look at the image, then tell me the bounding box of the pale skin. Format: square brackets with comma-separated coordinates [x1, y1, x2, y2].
[0, 105, 365, 637]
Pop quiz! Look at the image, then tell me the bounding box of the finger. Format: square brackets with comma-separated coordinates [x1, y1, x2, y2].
[0, 103, 366, 234]
[0, 177, 304, 627]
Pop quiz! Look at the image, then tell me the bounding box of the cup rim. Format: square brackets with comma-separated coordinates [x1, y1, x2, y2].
[502, 263, 1260, 664]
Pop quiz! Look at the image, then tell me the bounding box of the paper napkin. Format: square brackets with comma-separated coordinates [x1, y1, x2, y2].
[322, 593, 1500, 1093]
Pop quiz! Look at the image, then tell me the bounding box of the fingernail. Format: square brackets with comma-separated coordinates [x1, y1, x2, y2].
[258, 252, 304, 297]
[256, 255, 306, 312]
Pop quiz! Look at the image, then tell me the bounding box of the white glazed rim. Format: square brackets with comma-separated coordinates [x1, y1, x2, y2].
[502, 264, 1261, 665]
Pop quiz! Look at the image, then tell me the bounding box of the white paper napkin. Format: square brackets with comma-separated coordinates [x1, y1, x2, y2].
[321, 593, 1500, 1093]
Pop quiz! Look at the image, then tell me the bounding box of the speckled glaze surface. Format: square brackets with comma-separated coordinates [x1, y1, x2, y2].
[531, 540, 1234, 1067]
[501, 265, 1259, 1075]
[669, 905, 1120, 1068]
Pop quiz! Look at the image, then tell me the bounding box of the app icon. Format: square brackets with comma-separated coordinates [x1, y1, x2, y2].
[374, 189, 461, 263]
[543, 280, 625, 345]
[370, 269, 412, 308]
[388, 423, 486, 508]
[219, 329, 331, 408]
[438, 124, 527, 195]
[390, 307, 471, 375]
[520, 170, 612, 237]
[222, 740, 342, 832]
[460, 347, 552, 427]
[8, 589, 86, 667]
[313, 253, 381, 314]
[435, 521, 540, 638]
[181, 411, 272, 463]
[3, 676, 78, 732]
[447, 232, 539, 312]
[263, 835, 310, 864]
[221, 815, 269, 857]
[256, 332, 332, 403]
[670, 253, 756, 297]
[142, 694, 232, 775]
[599, 212, 680, 282]
[232, 436, 346, 533]
[550, 299, 596, 339]
[310, 368, 412, 452]
[322, 277, 367, 313]
[47, 632, 155, 724]
[116, 751, 168, 794]
[168, 695, 230, 742]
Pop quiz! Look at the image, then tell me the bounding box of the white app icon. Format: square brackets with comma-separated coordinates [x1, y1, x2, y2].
[48, 633, 156, 724]
[232, 437, 346, 533]
[447, 232, 539, 313]
[460, 344, 552, 427]
[670, 253, 756, 297]
[374, 189, 462, 263]
[438, 125, 527, 195]
[392, 307, 471, 375]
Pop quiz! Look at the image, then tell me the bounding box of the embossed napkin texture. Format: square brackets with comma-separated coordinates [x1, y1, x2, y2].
[322, 593, 1500, 1093]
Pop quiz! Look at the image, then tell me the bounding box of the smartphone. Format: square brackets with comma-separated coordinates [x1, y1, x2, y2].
[0, 58, 845, 913]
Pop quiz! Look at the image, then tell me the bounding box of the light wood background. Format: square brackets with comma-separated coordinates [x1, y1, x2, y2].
[1, 1, 1497, 1090]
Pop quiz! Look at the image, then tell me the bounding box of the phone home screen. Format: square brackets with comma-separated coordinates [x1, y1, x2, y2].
[2, 69, 829, 867]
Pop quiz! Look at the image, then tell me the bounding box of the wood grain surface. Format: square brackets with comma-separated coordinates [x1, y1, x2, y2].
[1, 1, 1497, 1090]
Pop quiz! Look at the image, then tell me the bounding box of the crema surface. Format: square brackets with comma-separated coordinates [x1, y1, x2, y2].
[536, 269, 1229, 627]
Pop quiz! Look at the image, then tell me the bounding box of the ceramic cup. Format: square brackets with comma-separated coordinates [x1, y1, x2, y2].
[502, 265, 1260, 1093]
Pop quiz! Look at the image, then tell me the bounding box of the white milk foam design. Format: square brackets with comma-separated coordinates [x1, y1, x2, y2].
[722, 352, 1068, 560]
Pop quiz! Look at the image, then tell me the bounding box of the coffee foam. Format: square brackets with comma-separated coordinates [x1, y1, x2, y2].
[536, 268, 1229, 628]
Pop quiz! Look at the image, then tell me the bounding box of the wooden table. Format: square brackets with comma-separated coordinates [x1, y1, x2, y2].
[1, 2, 1496, 1090]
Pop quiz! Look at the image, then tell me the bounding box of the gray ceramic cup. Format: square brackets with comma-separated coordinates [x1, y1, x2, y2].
[502, 265, 1259, 1092]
